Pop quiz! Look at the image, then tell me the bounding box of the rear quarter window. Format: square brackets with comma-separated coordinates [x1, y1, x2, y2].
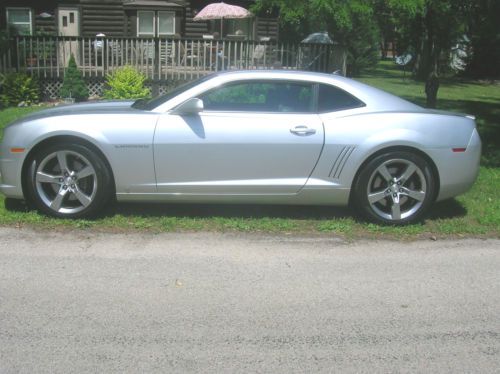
[318, 84, 365, 113]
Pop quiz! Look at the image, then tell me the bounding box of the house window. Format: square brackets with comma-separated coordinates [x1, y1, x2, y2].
[138, 11, 155, 36]
[6, 7, 32, 35]
[226, 18, 252, 38]
[158, 12, 175, 36]
[137, 11, 175, 37]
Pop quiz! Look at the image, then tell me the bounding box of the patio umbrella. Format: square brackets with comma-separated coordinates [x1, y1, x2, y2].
[301, 32, 334, 44]
[193, 2, 253, 36]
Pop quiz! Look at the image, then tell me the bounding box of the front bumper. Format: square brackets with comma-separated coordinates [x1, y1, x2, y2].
[0, 147, 27, 199]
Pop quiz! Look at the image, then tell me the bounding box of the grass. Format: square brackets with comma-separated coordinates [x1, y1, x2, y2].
[0, 106, 46, 139]
[0, 65, 499, 239]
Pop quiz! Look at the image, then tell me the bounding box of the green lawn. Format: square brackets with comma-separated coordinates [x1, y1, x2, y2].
[0, 65, 499, 238]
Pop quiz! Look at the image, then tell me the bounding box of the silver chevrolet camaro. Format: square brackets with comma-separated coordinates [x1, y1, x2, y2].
[0, 70, 481, 224]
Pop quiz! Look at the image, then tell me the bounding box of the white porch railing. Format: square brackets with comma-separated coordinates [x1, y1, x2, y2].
[0, 36, 347, 80]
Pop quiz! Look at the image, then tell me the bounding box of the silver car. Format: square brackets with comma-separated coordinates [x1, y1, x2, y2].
[0, 70, 481, 224]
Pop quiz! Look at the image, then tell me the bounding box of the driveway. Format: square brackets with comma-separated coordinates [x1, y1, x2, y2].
[0, 228, 499, 373]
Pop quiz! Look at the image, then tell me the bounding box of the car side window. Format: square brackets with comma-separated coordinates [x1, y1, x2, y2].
[199, 81, 314, 113]
[318, 84, 365, 112]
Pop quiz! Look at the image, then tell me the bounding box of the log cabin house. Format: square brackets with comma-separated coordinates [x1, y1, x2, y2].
[0, 0, 279, 41]
[0, 1, 345, 99]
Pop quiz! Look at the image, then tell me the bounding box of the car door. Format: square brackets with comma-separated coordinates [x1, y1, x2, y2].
[153, 80, 324, 195]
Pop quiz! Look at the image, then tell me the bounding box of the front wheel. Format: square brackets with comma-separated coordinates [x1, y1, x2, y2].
[26, 143, 112, 218]
[353, 151, 437, 225]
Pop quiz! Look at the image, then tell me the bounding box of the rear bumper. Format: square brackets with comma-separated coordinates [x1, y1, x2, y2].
[429, 128, 481, 201]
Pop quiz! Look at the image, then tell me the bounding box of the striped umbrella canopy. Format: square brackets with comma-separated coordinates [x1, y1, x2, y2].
[193, 2, 253, 36]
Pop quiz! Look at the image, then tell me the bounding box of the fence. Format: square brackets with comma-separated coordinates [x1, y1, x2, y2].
[0, 36, 346, 98]
[1, 36, 346, 77]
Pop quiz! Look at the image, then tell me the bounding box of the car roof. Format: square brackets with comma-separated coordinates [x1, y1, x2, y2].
[210, 69, 345, 84]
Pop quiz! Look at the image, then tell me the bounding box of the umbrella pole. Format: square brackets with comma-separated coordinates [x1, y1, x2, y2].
[220, 17, 223, 37]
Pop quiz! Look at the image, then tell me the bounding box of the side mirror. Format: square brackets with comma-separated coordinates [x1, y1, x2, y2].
[171, 98, 204, 115]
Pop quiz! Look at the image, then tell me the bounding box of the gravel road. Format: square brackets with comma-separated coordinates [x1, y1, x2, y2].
[0, 228, 499, 373]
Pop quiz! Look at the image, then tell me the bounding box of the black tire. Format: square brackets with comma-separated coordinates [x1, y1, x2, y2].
[26, 143, 112, 218]
[353, 151, 436, 225]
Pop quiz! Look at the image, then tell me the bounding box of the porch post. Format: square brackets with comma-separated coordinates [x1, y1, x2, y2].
[152, 37, 160, 97]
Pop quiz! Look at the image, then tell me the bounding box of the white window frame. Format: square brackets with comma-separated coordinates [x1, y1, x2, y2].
[137, 10, 155, 37]
[137, 11, 175, 37]
[6, 7, 33, 35]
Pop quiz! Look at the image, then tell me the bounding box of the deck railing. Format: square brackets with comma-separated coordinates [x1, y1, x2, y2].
[0, 36, 346, 80]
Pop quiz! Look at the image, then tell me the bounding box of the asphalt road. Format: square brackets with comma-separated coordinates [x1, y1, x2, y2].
[0, 228, 499, 373]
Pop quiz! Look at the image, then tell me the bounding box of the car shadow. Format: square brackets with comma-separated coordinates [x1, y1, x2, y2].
[4, 198, 468, 222]
[103, 202, 353, 220]
[427, 199, 467, 219]
[102, 199, 468, 222]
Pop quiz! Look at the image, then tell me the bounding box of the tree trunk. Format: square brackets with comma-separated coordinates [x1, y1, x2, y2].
[417, 5, 440, 108]
[425, 72, 439, 108]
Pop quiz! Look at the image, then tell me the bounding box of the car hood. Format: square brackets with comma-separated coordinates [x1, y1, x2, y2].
[9, 100, 141, 125]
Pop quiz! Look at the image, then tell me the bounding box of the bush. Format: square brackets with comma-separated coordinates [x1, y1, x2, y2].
[60, 54, 88, 101]
[0, 73, 39, 107]
[103, 66, 150, 100]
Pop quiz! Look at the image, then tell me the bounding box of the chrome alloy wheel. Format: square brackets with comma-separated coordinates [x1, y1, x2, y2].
[366, 158, 427, 221]
[35, 150, 97, 214]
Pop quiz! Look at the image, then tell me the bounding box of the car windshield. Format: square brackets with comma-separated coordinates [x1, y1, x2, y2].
[132, 73, 217, 111]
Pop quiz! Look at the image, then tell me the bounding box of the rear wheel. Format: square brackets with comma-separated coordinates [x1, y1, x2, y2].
[26, 143, 112, 218]
[353, 151, 436, 225]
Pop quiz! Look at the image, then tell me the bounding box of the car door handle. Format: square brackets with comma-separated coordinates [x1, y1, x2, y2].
[290, 126, 316, 136]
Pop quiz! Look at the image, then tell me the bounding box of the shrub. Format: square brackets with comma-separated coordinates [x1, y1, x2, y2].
[0, 73, 39, 107]
[103, 66, 150, 100]
[60, 54, 88, 101]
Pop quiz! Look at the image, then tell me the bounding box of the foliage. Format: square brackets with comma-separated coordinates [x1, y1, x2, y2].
[0, 73, 39, 107]
[60, 54, 88, 101]
[253, 0, 380, 76]
[343, 8, 380, 76]
[387, 0, 467, 80]
[0, 30, 9, 53]
[103, 66, 150, 100]
[255, 0, 499, 99]
[465, 0, 500, 78]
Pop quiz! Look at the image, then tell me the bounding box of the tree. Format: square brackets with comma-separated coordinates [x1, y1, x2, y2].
[253, 0, 380, 76]
[342, 7, 380, 76]
[372, 0, 398, 58]
[465, 0, 500, 78]
[382, 0, 468, 107]
[60, 54, 88, 101]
